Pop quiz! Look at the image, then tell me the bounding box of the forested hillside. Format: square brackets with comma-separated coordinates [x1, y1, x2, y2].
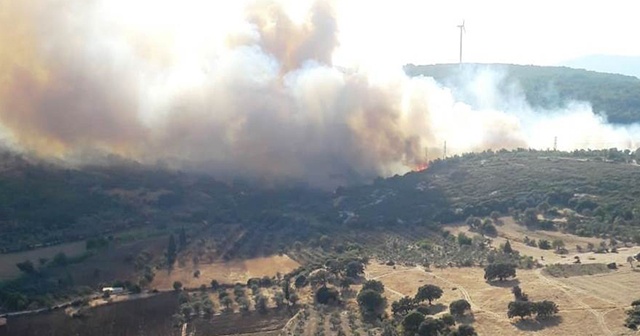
[0, 153, 333, 253]
[3, 148, 640, 253]
[337, 148, 640, 240]
[404, 63, 640, 124]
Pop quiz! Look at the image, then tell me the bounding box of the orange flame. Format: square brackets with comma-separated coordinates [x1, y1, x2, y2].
[414, 162, 429, 172]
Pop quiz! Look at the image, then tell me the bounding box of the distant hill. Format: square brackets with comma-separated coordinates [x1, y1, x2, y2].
[404, 63, 640, 124]
[560, 55, 640, 79]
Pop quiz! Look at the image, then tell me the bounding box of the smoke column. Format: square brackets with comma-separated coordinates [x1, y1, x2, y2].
[1, 0, 639, 188]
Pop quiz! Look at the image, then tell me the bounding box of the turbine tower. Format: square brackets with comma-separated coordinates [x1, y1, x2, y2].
[457, 20, 465, 64]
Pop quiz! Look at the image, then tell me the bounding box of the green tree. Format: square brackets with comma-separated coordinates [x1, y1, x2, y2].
[537, 202, 550, 215]
[345, 261, 365, 278]
[237, 296, 249, 312]
[319, 235, 331, 250]
[382, 321, 399, 336]
[512, 286, 528, 301]
[282, 277, 291, 301]
[484, 263, 516, 282]
[552, 239, 565, 251]
[402, 311, 425, 335]
[415, 284, 443, 305]
[315, 286, 340, 305]
[289, 292, 300, 306]
[255, 295, 268, 313]
[490, 211, 501, 223]
[503, 240, 514, 254]
[52, 252, 68, 266]
[392, 296, 417, 316]
[482, 222, 498, 236]
[362, 279, 385, 293]
[418, 317, 446, 336]
[221, 296, 234, 310]
[273, 291, 285, 308]
[293, 241, 303, 251]
[466, 216, 481, 230]
[173, 281, 183, 291]
[309, 269, 334, 288]
[626, 301, 640, 330]
[441, 313, 455, 326]
[294, 274, 307, 288]
[167, 234, 177, 266]
[523, 208, 538, 226]
[179, 226, 187, 250]
[507, 301, 535, 320]
[357, 289, 386, 319]
[339, 277, 353, 291]
[457, 233, 472, 246]
[534, 300, 558, 318]
[180, 304, 193, 318]
[451, 325, 478, 336]
[449, 299, 471, 317]
[16, 260, 36, 274]
[537, 239, 552, 250]
[203, 301, 214, 316]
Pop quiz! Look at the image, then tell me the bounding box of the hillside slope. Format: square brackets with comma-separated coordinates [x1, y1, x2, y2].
[2, 148, 640, 252]
[0, 153, 332, 253]
[335, 149, 640, 238]
[404, 63, 640, 124]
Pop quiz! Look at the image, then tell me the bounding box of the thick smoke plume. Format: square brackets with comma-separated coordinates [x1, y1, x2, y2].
[1, 0, 639, 188]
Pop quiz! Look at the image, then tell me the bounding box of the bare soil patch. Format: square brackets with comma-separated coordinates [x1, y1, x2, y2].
[152, 255, 300, 290]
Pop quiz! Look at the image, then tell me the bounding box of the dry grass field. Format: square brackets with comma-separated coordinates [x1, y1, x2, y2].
[151, 254, 300, 290]
[366, 217, 640, 336]
[367, 262, 638, 335]
[0, 241, 86, 280]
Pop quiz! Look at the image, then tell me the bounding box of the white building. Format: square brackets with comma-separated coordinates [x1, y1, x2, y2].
[101, 287, 124, 294]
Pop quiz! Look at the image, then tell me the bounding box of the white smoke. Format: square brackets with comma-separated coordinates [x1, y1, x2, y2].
[1, 0, 639, 189]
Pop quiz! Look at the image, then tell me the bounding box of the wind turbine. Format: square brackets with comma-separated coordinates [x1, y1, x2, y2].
[457, 20, 465, 64]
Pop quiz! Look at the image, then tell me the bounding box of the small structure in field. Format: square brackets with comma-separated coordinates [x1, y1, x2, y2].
[0, 317, 6, 327]
[101, 287, 124, 294]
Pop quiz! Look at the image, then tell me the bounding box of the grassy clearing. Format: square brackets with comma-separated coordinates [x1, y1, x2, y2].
[543, 263, 612, 278]
[0, 241, 86, 280]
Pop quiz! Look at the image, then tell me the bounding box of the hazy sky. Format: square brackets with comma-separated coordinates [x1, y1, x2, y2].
[107, 0, 639, 70]
[334, 0, 640, 67]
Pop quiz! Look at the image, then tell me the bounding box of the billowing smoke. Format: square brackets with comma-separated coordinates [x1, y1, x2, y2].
[1, 0, 639, 188]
